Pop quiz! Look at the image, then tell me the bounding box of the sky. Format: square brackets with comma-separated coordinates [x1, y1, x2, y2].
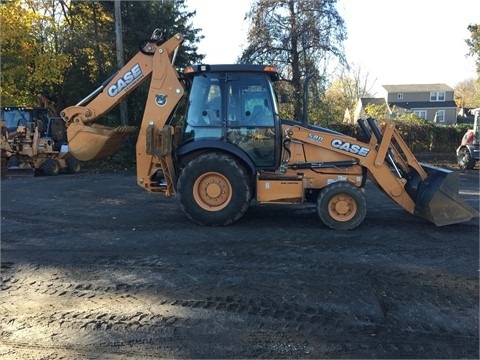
[185, 0, 479, 95]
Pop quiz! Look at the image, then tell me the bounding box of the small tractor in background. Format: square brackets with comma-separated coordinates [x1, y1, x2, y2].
[456, 108, 479, 170]
[1, 105, 81, 178]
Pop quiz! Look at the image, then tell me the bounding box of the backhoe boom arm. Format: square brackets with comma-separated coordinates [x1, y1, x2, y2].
[61, 33, 184, 127]
[60, 32, 185, 187]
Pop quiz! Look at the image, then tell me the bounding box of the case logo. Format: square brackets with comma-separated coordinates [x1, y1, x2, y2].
[108, 63, 143, 97]
[331, 139, 370, 157]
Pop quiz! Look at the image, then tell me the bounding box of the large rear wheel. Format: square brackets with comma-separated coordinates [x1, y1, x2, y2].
[177, 153, 251, 225]
[317, 182, 366, 230]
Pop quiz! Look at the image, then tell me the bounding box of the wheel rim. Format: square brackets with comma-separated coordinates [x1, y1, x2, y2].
[458, 149, 468, 167]
[193, 171, 232, 211]
[52, 162, 60, 173]
[327, 194, 357, 222]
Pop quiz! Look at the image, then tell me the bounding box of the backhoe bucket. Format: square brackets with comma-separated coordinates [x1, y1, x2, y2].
[411, 164, 479, 226]
[67, 122, 136, 161]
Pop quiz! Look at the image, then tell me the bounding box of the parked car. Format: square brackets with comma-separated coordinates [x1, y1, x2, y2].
[456, 108, 479, 170]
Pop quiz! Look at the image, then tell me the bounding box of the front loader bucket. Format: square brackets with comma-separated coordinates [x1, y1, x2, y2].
[5, 166, 35, 178]
[411, 164, 479, 226]
[67, 122, 136, 161]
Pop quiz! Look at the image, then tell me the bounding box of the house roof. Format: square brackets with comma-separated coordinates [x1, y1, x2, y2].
[382, 84, 454, 92]
[389, 101, 457, 109]
[360, 97, 386, 106]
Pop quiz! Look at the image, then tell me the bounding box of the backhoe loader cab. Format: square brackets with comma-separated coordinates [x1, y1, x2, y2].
[60, 31, 478, 230]
[2, 107, 67, 140]
[3, 106, 44, 134]
[175, 64, 281, 170]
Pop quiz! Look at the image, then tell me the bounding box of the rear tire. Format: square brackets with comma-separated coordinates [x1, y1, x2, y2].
[42, 158, 60, 176]
[457, 147, 475, 170]
[317, 182, 366, 230]
[177, 153, 251, 226]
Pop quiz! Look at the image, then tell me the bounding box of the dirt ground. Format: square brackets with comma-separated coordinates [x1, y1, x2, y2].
[1, 157, 479, 359]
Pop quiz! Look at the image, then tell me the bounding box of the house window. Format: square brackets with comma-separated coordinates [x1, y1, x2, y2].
[397, 93, 403, 100]
[430, 91, 445, 101]
[435, 110, 445, 123]
[413, 110, 427, 119]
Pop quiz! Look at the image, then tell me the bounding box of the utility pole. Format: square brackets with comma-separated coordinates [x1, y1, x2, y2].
[114, 0, 128, 125]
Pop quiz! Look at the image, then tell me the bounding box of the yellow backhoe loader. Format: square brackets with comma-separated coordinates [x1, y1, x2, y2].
[60, 29, 478, 230]
[1, 106, 81, 178]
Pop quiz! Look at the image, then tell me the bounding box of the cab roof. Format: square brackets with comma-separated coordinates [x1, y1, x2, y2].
[184, 64, 279, 81]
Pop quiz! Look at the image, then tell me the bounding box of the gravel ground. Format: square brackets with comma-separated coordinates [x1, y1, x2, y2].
[0, 155, 478, 359]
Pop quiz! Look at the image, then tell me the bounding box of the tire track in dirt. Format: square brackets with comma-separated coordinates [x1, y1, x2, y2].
[2, 256, 477, 358]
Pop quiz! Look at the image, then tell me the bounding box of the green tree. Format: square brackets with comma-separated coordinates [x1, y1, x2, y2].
[363, 103, 390, 120]
[240, 0, 347, 121]
[454, 78, 479, 108]
[1, 0, 202, 121]
[465, 23, 480, 106]
[0, 0, 69, 106]
[23, 0, 71, 105]
[121, 0, 203, 65]
[321, 64, 376, 125]
[466, 23, 480, 77]
[58, 0, 201, 121]
[58, 0, 116, 109]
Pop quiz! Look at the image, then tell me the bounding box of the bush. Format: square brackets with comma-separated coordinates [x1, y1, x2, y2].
[329, 121, 469, 153]
[80, 120, 470, 172]
[398, 123, 468, 152]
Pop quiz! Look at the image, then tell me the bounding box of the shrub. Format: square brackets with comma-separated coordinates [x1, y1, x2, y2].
[329, 120, 469, 153]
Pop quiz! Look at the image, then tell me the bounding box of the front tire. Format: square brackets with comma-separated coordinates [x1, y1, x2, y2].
[177, 153, 251, 226]
[42, 158, 60, 176]
[317, 182, 366, 230]
[457, 147, 475, 170]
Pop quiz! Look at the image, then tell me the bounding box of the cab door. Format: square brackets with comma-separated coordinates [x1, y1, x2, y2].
[225, 73, 278, 169]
